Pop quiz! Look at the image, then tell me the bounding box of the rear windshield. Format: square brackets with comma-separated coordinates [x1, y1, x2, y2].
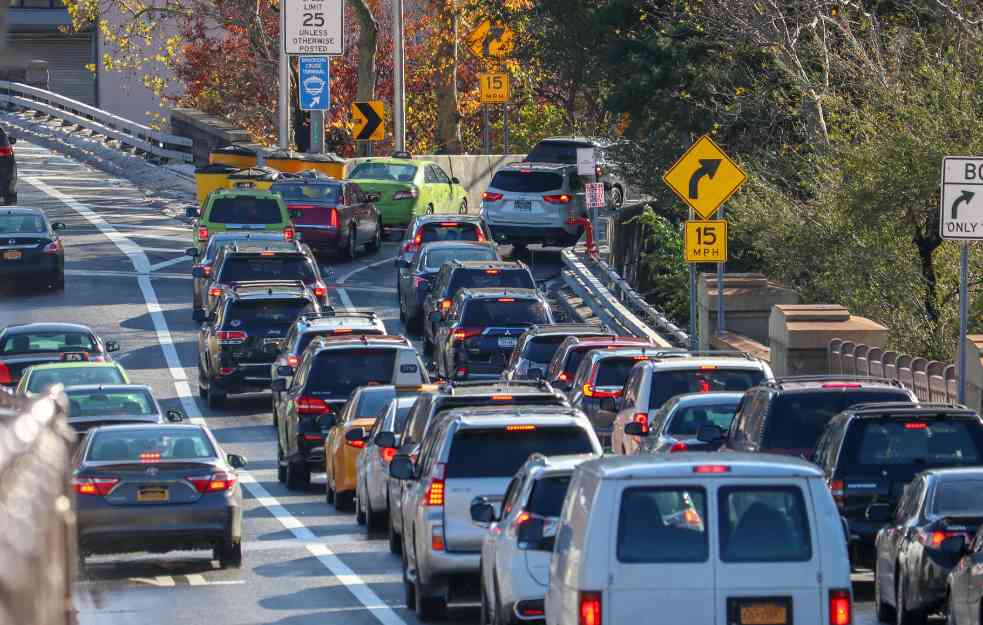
[648, 369, 765, 410]
[355, 390, 396, 419]
[87, 427, 215, 461]
[490, 171, 564, 193]
[446, 427, 593, 478]
[218, 256, 315, 284]
[763, 390, 912, 453]
[348, 162, 417, 182]
[419, 222, 482, 244]
[933, 480, 983, 516]
[308, 349, 397, 397]
[272, 183, 341, 202]
[423, 246, 496, 270]
[296, 328, 384, 354]
[526, 141, 587, 164]
[461, 299, 549, 327]
[203, 235, 284, 262]
[28, 366, 125, 393]
[617, 487, 708, 563]
[519, 335, 565, 365]
[719, 486, 812, 563]
[0, 214, 45, 234]
[594, 356, 643, 387]
[224, 299, 313, 327]
[841, 419, 983, 474]
[448, 268, 534, 293]
[561, 347, 594, 377]
[666, 403, 740, 437]
[1, 332, 96, 355]
[527, 475, 572, 518]
[207, 197, 283, 224]
[67, 389, 155, 417]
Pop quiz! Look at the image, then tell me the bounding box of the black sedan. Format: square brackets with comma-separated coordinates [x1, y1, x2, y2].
[947, 524, 983, 625]
[0, 126, 15, 205]
[0, 207, 66, 289]
[873, 467, 983, 625]
[0, 322, 120, 388]
[73, 423, 246, 568]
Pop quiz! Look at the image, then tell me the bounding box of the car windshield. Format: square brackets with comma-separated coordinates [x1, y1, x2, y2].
[527, 475, 572, 517]
[667, 403, 740, 436]
[932, 479, 983, 516]
[355, 389, 397, 419]
[526, 141, 589, 164]
[217, 256, 316, 284]
[460, 299, 549, 327]
[445, 427, 594, 478]
[348, 162, 417, 182]
[224, 299, 313, 326]
[523, 335, 567, 364]
[87, 427, 215, 461]
[719, 486, 812, 563]
[423, 246, 496, 270]
[419, 222, 482, 244]
[617, 487, 708, 563]
[27, 366, 125, 393]
[208, 197, 282, 224]
[490, 171, 564, 193]
[0, 214, 46, 234]
[1, 332, 97, 354]
[648, 369, 765, 410]
[308, 349, 397, 398]
[843, 419, 983, 475]
[272, 183, 342, 202]
[67, 389, 156, 417]
[763, 390, 912, 453]
[448, 268, 534, 292]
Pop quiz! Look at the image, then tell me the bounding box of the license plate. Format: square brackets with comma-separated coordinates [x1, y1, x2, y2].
[737, 602, 788, 625]
[498, 337, 517, 348]
[514, 200, 531, 211]
[3, 250, 21, 260]
[137, 487, 169, 502]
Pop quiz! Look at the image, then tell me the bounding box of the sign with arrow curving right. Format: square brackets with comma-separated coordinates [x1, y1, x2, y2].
[352, 101, 384, 142]
[941, 156, 983, 240]
[663, 135, 747, 220]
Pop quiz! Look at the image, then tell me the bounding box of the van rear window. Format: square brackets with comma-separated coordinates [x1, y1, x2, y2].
[648, 369, 765, 410]
[448, 268, 534, 293]
[523, 335, 567, 364]
[490, 171, 564, 193]
[446, 427, 593, 478]
[718, 486, 812, 563]
[617, 487, 708, 563]
[218, 256, 315, 284]
[843, 419, 983, 472]
[208, 198, 283, 224]
[308, 349, 397, 398]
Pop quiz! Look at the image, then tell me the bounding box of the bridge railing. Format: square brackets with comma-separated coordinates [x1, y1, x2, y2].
[828, 339, 958, 403]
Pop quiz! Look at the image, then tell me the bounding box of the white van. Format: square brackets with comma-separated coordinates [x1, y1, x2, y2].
[545, 452, 853, 625]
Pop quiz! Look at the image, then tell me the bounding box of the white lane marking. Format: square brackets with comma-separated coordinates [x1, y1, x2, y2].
[30, 170, 409, 625]
[336, 255, 396, 284]
[336, 288, 355, 311]
[143, 247, 189, 254]
[149, 255, 192, 272]
[113, 223, 191, 233]
[130, 576, 176, 587]
[243, 536, 387, 551]
[64, 269, 188, 280]
[186, 574, 206, 586]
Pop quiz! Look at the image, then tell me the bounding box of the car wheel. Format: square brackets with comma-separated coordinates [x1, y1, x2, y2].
[325, 477, 335, 504]
[415, 573, 447, 622]
[366, 495, 384, 535]
[459, 198, 468, 215]
[425, 204, 434, 215]
[875, 563, 895, 622]
[402, 547, 416, 610]
[285, 459, 310, 491]
[366, 221, 382, 253]
[610, 185, 624, 209]
[388, 508, 402, 555]
[347, 227, 358, 260]
[355, 491, 367, 525]
[276, 445, 287, 483]
[48, 272, 64, 291]
[335, 489, 354, 512]
[197, 366, 207, 398]
[216, 540, 243, 568]
[897, 573, 926, 625]
[206, 384, 225, 410]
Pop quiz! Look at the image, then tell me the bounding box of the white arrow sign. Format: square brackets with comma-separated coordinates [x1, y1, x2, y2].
[941, 156, 983, 240]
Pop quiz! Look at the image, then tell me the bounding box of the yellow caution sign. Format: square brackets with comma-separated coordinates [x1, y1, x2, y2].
[352, 101, 384, 141]
[684, 220, 728, 263]
[467, 19, 514, 60]
[664, 135, 747, 220]
[478, 72, 509, 104]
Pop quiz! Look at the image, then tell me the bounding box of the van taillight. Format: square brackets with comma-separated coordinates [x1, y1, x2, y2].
[829, 480, 845, 509]
[579, 591, 602, 625]
[424, 462, 446, 507]
[829, 589, 851, 625]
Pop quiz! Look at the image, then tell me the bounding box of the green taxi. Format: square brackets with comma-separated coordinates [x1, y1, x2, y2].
[346, 155, 468, 228]
[195, 188, 295, 254]
[16, 360, 130, 396]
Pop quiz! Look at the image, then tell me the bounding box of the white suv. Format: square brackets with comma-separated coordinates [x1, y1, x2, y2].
[545, 453, 853, 625]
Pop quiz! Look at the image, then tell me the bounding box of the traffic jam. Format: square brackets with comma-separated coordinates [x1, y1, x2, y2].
[2, 133, 983, 625]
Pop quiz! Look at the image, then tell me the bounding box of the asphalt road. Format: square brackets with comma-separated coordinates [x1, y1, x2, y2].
[1, 140, 900, 625]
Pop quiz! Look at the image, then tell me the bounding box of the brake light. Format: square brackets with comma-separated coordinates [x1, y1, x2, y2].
[697, 379, 711, 393]
[297, 396, 332, 415]
[289, 204, 317, 211]
[424, 462, 446, 507]
[287, 355, 300, 367]
[139, 451, 161, 462]
[452, 327, 482, 342]
[431, 525, 445, 551]
[328, 207, 339, 229]
[0, 146, 13, 157]
[455, 366, 468, 377]
[260, 251, 276, 256]
[485, 269, 500, 275]
[543, 194, 572, 204]
[73, 477, 120, 496]
[439, 222, 460, 227]
[579, 591, 602, 625]
[633, 413, 650, 434]
[829, 479, 845, 509]
[491, 395, 513, 401]
[43, 240, 61, 254]
[187, 471, 237, 493]
[506, 424, 536, 432]
[822, 382, 862, 389]
[482, 191, 503, 201]
[441, 298, 452, 313]
[557, 371, 570, 382]
[0, 362, 12, 385]
[829, 589, 852, 625]
[333, 328, 353, 334]
[218, 367, 236, 376]
[393, 186, 419, 200]
[379, 447, 397, 463]
[632, 355, 649, 360]
[283, 227, 295, 241]
[209, 287, 222, 297]
[193, 264, 212, 277]
[917, 529, 966, 548]
[313, 282, 327, 298]
[698, 365, 718, 371]
[403, 241, 418, 254]
[197, 226, 209, 241]
[303, 434, 323, 441]
[582, 384, 620, 399]
[904, 422, 928, 430]
[670, 441, 688, 453]
[475, 228, 486, 242]
[693, 465, 730, 474]
[215, 330, 246, 344]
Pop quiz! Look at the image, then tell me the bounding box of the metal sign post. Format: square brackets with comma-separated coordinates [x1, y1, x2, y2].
[960, 243, 969, 404]
[392, 0, 405, 151]
[717, 206, 725, 334]
[689, 208, 698, 351]
[298, 56, 329, 154]
[482, 107, 491, 154]
[278, 6, 289, 149]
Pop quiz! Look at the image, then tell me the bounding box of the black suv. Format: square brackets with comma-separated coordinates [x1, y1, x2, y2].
[381, 379, 571, 554]
[811, 402, 983, 567]
[194, 239, 328, 319]
[0, 127, 16, 205]
[196, 280, 322, 409]
[433, 287, 553, 381]
[422, 260, 536, 354]
[702, 375, 915, 458]
[525, 136, 631, 208]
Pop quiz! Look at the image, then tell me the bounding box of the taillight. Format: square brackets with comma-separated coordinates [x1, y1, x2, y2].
[393, 186, 419, 200]
[283, 227, 295, 241]
[582, 383, 620, 399]
[346, 433, 366, 449]
[313, 282, 327, 298]
[424, 462, 446, 506]
[829, 589, 852, 625]
[187, 471, 237, 493]
[379, 447, 397, 463]
[482, 191, 504, 201]
[297, 396, 332, 415]
[197, 226, 209, 241]
[440, 298, 452, 313]
[43, 240, 61, 254]
[194, 264, 212, 277]
[215, 330, 247, 344]
[73, 477, 119, 496]
[822, 382, 861, 389]
[557, 371, 570, 382]
[218, 367, 236, 376]
[543, 194, 572, 204]
[431, 525, 445, 551]
[579, 591, 602, 625]
[0, 362, 11, 385]
[917, 529, 967, 548]
[208, 287, 222, 297]
[669, 441, 688, 453]
[0, 146, 13, 157]
[287, 355, 300, 367]
[633, 412, 650, 434]
[328, 207, 339, 229]
[829, 480, 845, 509]
[452, 327, 482, 343]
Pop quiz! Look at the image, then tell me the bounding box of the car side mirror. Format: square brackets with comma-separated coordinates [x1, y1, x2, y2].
[165, 409, 184, 423]
[389, 455, 415, 480]
[527, 367, 544, 380]
[599, 397, 618, 412]
[365, 192, 381, 202]
[374, 431, 397, 448]
[276, 365, 294, 377]
[941, 535, 968, 556]
[696, 423, 725, 444]
[186, 247, 198, 258]
[270, 378, 287, 392]
[191, 266, 206, 278]
[105, 340, 120, 353]
[227, 453, 247, 469]
[451, 176, 461, 184]
[346, 427, 368, 444]
[470, 499, 497, 526]
[289, 210, 304, 219]
[624, 421, 649, 437]
[865, 503, 892, 524]
[51, 222, 66, 231]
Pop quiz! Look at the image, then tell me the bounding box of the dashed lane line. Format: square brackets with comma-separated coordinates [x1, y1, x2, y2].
[148, 255, 192, 272]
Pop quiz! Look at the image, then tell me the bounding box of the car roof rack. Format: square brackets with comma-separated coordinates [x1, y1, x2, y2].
[677, 350, 760, 360]
[766, 375, 905, 388]
[228, 280, 310, 296]
[849, 402, 974, 416]
[441, 379, 556, 395]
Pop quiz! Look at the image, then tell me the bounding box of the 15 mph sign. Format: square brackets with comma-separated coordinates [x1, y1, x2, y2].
[941, 156, 983, 240]
[284, 0, 343, 56]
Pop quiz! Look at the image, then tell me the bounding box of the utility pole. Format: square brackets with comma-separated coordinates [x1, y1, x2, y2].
[392, 0, 406, 151]
[278, 5, 290, 150]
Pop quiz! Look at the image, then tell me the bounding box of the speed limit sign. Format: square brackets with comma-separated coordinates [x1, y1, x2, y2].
[284, 0, 344, 56]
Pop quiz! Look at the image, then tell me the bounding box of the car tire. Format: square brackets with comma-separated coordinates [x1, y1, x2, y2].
[388, 508, 402, 555]
[402, 547, 416, 610]
[206, 384, 225, 410]
[49, 272, 65, 291]
[355, 492, 366, 525]
[875, 564, 895, 622]
[285, 459, 310, 491]
[325, 473, 335, 504]
[366, 496, 384, 535]
[415, 576, 447, 622]
[347, 227, 358, 260]
[276, 445, 287, 483]
[610, 185, 624, 209]
[335, 489, 354, 512]
[459, 198, 468, 215]
[897, 573, 926, 625]
[216, 540, 243, 568]
[366, 222, 382, 253]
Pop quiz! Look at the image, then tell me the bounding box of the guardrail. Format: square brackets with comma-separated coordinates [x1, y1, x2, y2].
[829, 339, 958, 403]
[0, 388, 76, 625]
[0, 80, 193, 163]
